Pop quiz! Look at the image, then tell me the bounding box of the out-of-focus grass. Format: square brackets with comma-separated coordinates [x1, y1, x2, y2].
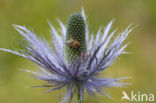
[0, 0, 156, 103]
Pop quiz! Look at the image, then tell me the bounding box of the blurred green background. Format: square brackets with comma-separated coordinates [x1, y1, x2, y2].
[0, 0, 156, 103]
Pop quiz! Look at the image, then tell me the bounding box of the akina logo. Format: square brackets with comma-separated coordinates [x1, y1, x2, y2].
[121, 91, 155, 102]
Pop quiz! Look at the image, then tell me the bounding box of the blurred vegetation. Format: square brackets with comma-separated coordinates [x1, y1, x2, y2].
[0, 0, 156, 103]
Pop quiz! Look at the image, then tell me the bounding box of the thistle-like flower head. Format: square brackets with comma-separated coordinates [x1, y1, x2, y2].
[0, 8, 133, 103]
[65, 12, 86, 63]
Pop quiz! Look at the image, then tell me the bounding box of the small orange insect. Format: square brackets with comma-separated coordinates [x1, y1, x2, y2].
[66, 38, 80, 48]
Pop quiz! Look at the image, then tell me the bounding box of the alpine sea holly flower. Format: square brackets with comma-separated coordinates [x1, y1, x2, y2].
[0, 8, 133, 103]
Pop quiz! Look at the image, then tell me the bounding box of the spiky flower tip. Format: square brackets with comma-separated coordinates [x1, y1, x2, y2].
[0, 8, 134, 103]
[65, 13, 86, 63]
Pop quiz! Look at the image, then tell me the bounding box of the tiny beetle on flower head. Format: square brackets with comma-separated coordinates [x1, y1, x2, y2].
[66, 38, 80, 48]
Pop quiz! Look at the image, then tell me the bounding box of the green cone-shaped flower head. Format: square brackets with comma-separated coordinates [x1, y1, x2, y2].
[65, 12, 86, 63]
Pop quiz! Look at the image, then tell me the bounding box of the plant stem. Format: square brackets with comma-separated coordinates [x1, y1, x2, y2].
[77, 87, 82, 103]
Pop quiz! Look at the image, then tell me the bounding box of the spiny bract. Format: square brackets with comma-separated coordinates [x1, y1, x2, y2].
[0, 8, 133, 103]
